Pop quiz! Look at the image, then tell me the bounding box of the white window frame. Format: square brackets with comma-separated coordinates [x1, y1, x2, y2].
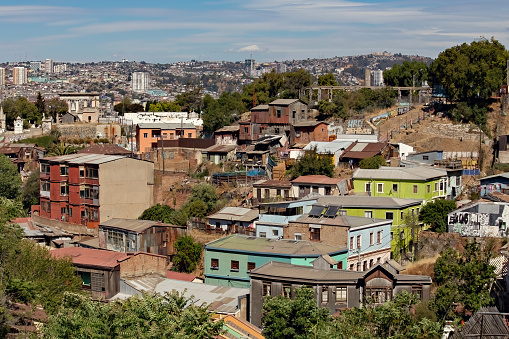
[377, 183, 384, 193]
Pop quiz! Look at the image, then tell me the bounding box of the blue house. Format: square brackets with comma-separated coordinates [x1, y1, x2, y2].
[255, 198, 317, 239]
[480, 173, 509, 196]
[204, 235, 348, 288]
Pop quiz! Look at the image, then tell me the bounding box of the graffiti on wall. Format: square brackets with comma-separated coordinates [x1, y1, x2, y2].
[448, 212, 489, 237]
[347, 119, 364, 129]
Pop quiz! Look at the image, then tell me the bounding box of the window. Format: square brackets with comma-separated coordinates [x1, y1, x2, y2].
[188, 133, 192, 138]
[349, 264, 354, 270]
[325, 187, 331, 195]
[417, 207, 420, 215]
[440, 181, 444, 191]
[78, 272, 91, 289]
[79, 166, 85, 178]
[401, 211, 404, 220]
[276, 189, 281, 197]
[335, 287, 347, 303]
[423, 155, 429, 161]
[337, 262, 343, 269]
[272, 229, 279, 237]
[400, 231, 405, 240]
[244, 127, 248, 133]
[292, 110, 296, 119]
[370, 232, 374, 245]
[364, 211, 372, 218]
[310, 228, 320, 241]
[41, 163, 50, 174]
[390, 232, 393, 241]
[413, 185, 418, 194]
[170, 133, 174, 139]
[107, 230, 124, 249]
[282, 284, 291, 298]
[386, 212, 394, 220]
[377, 231, 382, 244]
[247, 262, 256, 271]
[434, 182, 438, 191]
[259, 232, 266, 238]
[350, 237, 354, 250]
[60, 165, 68, 176]
[265, 189, 269, 198]
[426, 184, 431, 193]
[369, 259, 374, 268]
[411, 208, 415, 216]
[377, 183, 383, 193]
[143, 133, 148, 138]
[321, 287, 329, 303]
[363, 261, 367, 271]
[356, 235, 361, 249]
[312, 186, 319, 193]
[365, 183, 371, 193]
[263, 282, 271, 296]
[284, 190, 290, 198]
[163, 133, 167, 139]
[60, 183, 69, 196]
[392, 183, 398, 192]
[211, 258, 219, 269]
[231, 260, 239, 271]
[276, 109, 281, 118]
[86, 167, 98, 179]
[412, 286, 423, 300]
[294, 233, 302, 241]
[41, 181, 50, 192]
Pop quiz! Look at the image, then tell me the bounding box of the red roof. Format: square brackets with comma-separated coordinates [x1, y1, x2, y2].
[291, 175, 342, 185]
[341, 141, 388, 160]
[253, 179, 292, 188]
[51, 247, 129, 269]
[166, 270, 197, 282]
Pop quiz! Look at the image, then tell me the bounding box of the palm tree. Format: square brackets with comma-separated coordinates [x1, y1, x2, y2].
[47, 143, 75, 156]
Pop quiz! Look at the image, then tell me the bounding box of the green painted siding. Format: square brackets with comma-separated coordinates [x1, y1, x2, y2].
[353, 178, 443, 202]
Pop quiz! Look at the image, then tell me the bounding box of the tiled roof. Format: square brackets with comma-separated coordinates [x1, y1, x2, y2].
[51, 247, 129, 269]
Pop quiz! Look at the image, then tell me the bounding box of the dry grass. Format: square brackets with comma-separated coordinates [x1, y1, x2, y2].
[189, 229, 226, 246]
[400, 255, 439, 279]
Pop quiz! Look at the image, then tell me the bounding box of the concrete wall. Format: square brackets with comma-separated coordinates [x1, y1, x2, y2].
[98, 158, 154, 222]
[285, 222, 349, 247]
[120, 252, 168, 278]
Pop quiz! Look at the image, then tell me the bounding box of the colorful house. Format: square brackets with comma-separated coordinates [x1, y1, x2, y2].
[136, 122, 197, 154]
[204, 235, 348, 288]
[352, 166, 448, 202]
[315, 196, 424, 260]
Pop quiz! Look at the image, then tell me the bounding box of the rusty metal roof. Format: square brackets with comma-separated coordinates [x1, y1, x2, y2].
[77, 144, 132, 155]
[51, 247, 129, 269]
[100, 218, 184, 233]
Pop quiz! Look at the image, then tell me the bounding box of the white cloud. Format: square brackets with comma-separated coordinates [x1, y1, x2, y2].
[237, 45, 262, 52]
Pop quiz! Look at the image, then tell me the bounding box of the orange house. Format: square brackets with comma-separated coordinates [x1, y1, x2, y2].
[136, 123, 197, 154]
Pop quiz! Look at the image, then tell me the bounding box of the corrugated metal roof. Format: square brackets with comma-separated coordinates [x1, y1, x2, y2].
[206, 235, 347, 256]
[291, 175, 342, 185]
[293, 121, 328, 127]
[42, 153, 126, 165]
[51, 247, 129, 269]
[137, 122, 196, 129]
[269, 99, 300, 106]
[253, 180, 292, 188]
[294, 214, 390, 229]
[303, 140, 352, 154]
[316, 196, 422, 209]
[204, 144, 237, 153]
[208, 207, 259, 222]
[353, 166, 447, 181]
[251, 104, 269, 111]
[100, 218, 184, 233]
[215, 125, 240, 133]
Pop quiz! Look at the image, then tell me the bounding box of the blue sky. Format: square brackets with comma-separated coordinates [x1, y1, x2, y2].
[1, 0, 508, 63]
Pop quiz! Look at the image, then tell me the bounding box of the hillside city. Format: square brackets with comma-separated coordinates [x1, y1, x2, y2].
[0, 39, 508, 338]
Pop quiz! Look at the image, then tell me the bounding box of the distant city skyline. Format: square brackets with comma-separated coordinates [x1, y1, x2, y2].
[1, 0, 508, 64]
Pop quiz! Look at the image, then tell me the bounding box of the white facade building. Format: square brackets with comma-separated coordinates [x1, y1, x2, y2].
[45, 59, 53, 74]
[13, 67, 27, 85]
[371, 69, 384, 87]
[131, 72, 149, 93]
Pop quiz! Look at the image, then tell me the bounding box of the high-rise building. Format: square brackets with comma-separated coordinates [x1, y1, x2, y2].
[13, 67, 27, 85]
[0, 68, 5, 86]
[131, 72, 149, 93]
[30, 61, 42, 72]
[371, 69, 384, 87]
[45, 58, 53, 74]
[54, 63, 67, 74]
[245, 59, 255, 76]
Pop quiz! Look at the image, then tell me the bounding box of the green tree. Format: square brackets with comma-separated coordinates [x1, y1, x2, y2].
[262, 287, 330, 339]
[21, 168, 40, 211]
[431, 239, 496, 320]
[176, 85, 204, 112]
[383, 61, 429, 87]
[43, 291, 224, 338]
[185, 200, 208, 219]
[46, 98, 69, 120]
[172, 235, 202, 273]
[429, 37, 508, 125]
[317, 73, 338, 86]
[2, 97, 40, 128]
[35, 92, 46, 116]
[418, 199, 456, 233]
[139, 204, 187, 226]
[47, 143, 77, 156]
[187, 184, 219, 214]
[359, 155, 386, 169]
[0, 154, 22, 200]
[202, 92, 246, 134]
[290, 149, 334, 179]
[148, 101, 182, 112]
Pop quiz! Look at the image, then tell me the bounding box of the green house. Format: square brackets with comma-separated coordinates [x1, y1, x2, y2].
[204, 235, 348, 288]
[316, 196, 424, 260]
[352, 166, 448, 203]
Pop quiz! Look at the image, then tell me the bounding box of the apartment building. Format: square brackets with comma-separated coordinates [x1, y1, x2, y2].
[39, 154, 154, 229]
